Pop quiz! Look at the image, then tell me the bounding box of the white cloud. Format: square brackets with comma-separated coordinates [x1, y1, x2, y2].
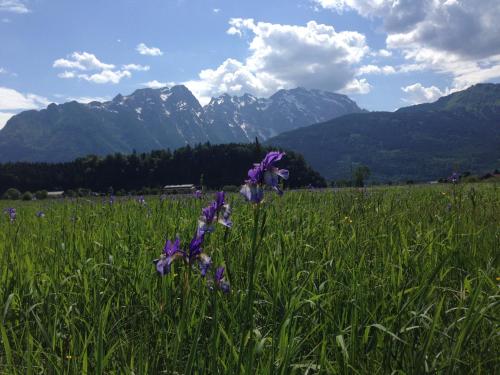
[316, 0, 500, 89]
[357, 64, 396, 75]
[122, 63, 150, 71]
[53, 52, 115, 71]
[0, 86, 49, 128]
[340, 78, 372, 94]
[0, 112, 14, 129]
[78, 70, 131, 84]
[213, 8, 220, 13]
[142, 80, 174, 89]
[186, 19, 370, 104]
[401, 83, 448, 104]
[136, 43, 163, 56]
[356, 63, 426, 76]
[53, 52, 142, 84]
[0, 0, 29, 14]
[377, 49, 392, 57]
[57, 71, 75, 79]
[0, 87, 50, 111]
[0, 67, 6, 74]
[66, 96, 111, 104]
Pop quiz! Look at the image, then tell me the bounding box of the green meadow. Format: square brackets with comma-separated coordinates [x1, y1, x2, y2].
[0, 184, 499, 374]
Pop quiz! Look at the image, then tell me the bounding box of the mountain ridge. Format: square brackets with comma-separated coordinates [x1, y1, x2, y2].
[266, 83, 500, 182]
[0, 85, 364, 162]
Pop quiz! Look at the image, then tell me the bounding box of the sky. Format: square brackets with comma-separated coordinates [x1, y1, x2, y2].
[1, 0, 499, 128]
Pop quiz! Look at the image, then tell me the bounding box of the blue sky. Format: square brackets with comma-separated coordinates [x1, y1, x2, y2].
[1, 0, 499, 128]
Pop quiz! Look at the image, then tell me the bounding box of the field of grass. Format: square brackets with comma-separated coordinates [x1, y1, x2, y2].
[0, 184, 499, 374]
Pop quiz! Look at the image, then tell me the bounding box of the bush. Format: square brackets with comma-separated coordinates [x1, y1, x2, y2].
[78, 188, 91, 197]
[463, 175, 480, 183]
[22, 191, 33, 201]
[3, 188, 21, 200]
[65, 189, 77, 198]
[35, 190, 48, 200]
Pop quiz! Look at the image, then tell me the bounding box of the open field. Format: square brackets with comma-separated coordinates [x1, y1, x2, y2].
[0, 184, 499, 374]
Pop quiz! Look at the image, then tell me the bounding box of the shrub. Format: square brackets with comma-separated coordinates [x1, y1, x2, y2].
[3, 188, 21, 200]
[35, 190, 48, 200]
[78, 188, 91, 197]
[463, 175, 480, 183]
[22, 191, 33, 201]
[65, 189, 77, 198]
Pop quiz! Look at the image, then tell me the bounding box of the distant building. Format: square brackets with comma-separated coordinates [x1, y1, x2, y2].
[47, 191, 64, 198]
[163, 184, 196, 194]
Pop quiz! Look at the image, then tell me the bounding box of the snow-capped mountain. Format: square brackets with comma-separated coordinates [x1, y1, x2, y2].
[205, 87, 363, 142]
[0, 85, 364, 162]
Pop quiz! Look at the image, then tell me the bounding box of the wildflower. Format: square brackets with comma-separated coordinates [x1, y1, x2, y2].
[36, 211, 45, 218]
[199, 202, 217, 233]
[448, 172, 459, 184]
[109, 195, 115, 205]
[343, 216, 353, 224]
[187, 232, 205, 263]
[199, 253, 212, 277]
[240, 183, 264, 204]
[217, 203, 232, 228]
[160, 194, 167, 202]
[214, 191, 225, 209]
[193, 190, 202, 199]
[153, 237, 183, 276]
[4, 208, 16, 222]
[198, 192, 232, 234]
[137, 195, 146, 205]
[240, 151, 289, 203]
[214, 267, 230, 293]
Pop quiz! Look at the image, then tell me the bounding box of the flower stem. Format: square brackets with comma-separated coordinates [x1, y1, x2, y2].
[238, 204, 261, 373]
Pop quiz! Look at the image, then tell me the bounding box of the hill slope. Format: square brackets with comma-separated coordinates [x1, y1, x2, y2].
[267, 84, 500, 182]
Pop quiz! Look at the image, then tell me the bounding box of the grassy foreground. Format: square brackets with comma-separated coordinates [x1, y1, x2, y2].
[0, 184, 499, 374]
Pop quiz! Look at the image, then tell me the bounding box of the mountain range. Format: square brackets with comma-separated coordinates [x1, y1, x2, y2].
[0, 86, 363, 162]
[0, 83, 498, 183]
[266, 83, 500, 182]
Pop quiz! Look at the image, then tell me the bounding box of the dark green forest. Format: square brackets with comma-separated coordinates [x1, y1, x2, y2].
[0, 142, 326, 195]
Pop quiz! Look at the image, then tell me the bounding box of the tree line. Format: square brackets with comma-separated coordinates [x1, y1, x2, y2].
[0, 142, 326, 196]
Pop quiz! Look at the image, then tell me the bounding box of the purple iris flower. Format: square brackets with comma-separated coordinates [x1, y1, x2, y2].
[154, 237, 182, 276]
[187, 232, 215, 277]
[137, 196, 146, 205]
[199, 253, 212, 277]
[240, 151, 289, 202]
[240, 183, 264, 203]
[4, 208, 16, 222]
[109, 195, 115, 205]
[214, 267, 230, 293]
[193, 190, 202, 199]
[36, 211, 45, 218]
[198, 202, 217, 233]
[187, 232, 205, 263]
[198, 192, 232, 233]
[218, 204, 232, 228]
[215, 191, 225, 209]
[449, 172, 459, 184]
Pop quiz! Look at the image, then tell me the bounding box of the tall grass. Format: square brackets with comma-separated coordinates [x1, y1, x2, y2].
[0, 184, 499, 373]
